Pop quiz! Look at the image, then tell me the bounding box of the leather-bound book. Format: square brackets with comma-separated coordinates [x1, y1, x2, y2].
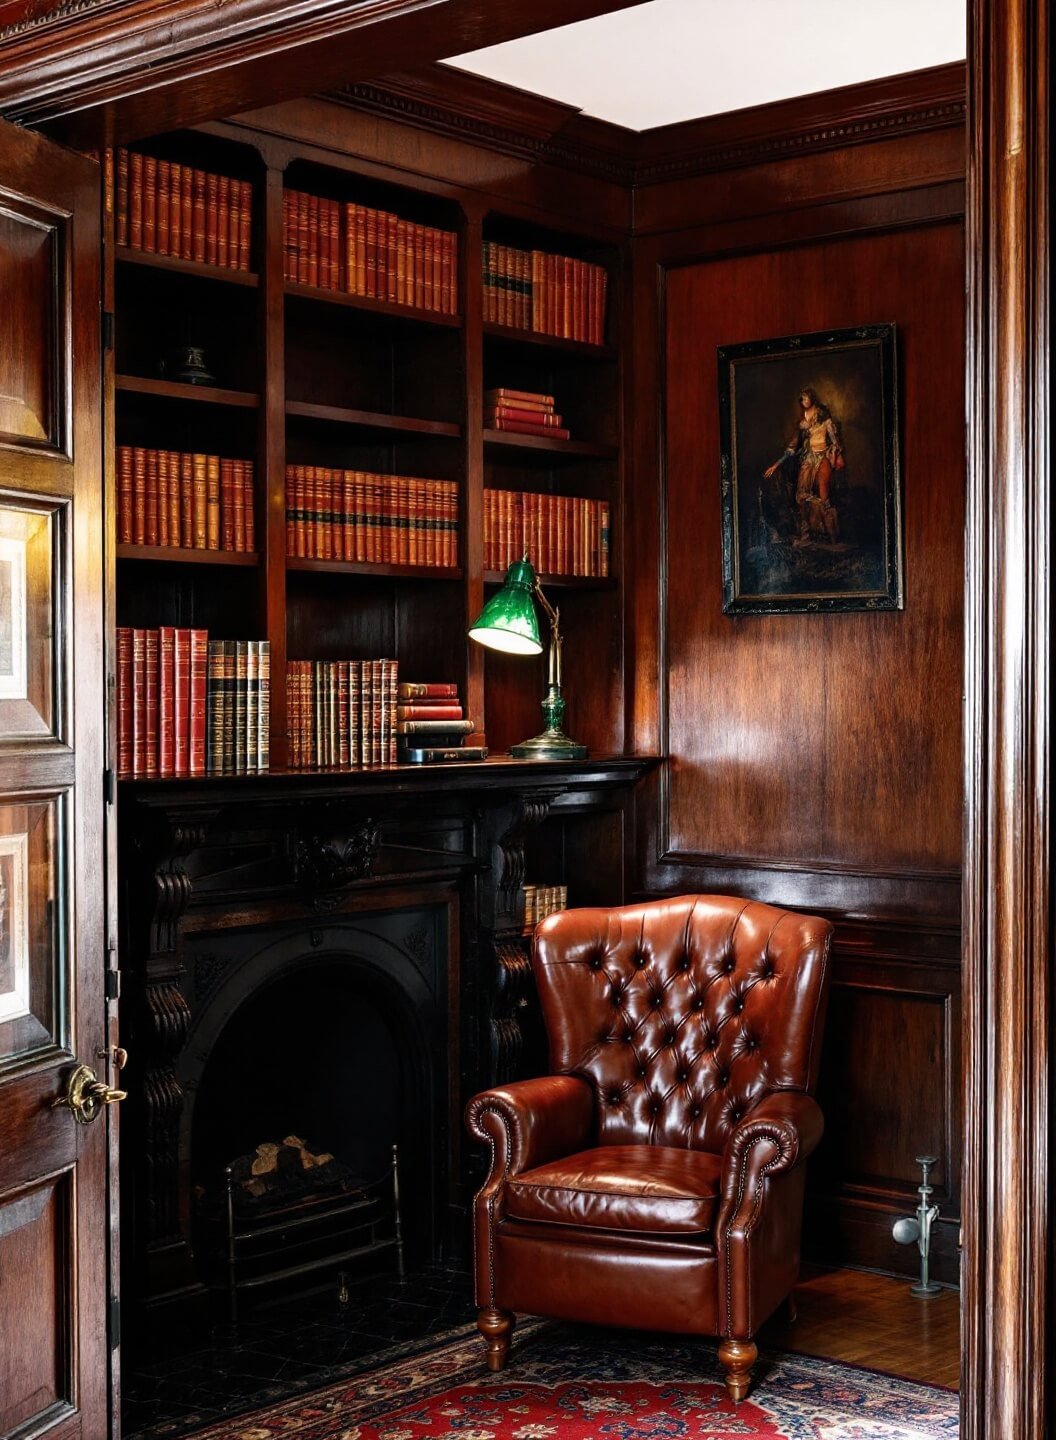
[117, 447, 133, 545]
[189, 629, 207, 777]
[192, 168, 207, 263]
[216, 174, 229, 269]
[233, 640, 247, 775]
[144, 449, 159, 547]
[156, 450, 170, 548]
[142, 154, 157, 252]
[131, 629, 147, 778]
[241, 462, 254, 552]
[206, 454, 221, 550]
[179, 452, 193, 547]
[336, 659, 350, 766]
[205, 171, 219, 265]
[143, 629, 159, 778]
[397, 682, 458, 700]
[166, 450, 179, 549]
[220, 459, 235, 551]
[156, 160, 170, 257]
[245, 641, 258, 773]
[132, 447, 147, 546]
[129, 151, 144, 249]
[180, 165, 193, 261]
[167, 162, 182, 257]
[116, 628, 133, 779]
[600, 501, 610, 576]
[207, 640, 225, 775]
[398, 704, 463, 722]
[116, 149, 129, 247]
[158, 626, 176, 778]
[257, 641, 270, 772]
[192, 454, 208, 549]
[221, 641, 236, 776]
[227, 177, 240, 272]
[173, 629, 190, 777]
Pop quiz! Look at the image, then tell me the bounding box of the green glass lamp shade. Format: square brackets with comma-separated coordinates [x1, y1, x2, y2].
[468, 557, 542, 655]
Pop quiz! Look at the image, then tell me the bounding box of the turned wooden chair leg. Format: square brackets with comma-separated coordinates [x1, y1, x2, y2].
[718, 1339, 758, 1401]
[477, 1307, 514, 1371]
[785, 1290, 798, 1323]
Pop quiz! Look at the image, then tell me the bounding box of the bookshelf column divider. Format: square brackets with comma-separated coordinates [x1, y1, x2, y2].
[462, 204, 485, 746]
[261, 162, 288, 769]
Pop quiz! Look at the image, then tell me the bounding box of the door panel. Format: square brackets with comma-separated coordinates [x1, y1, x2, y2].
[0, 119, 108, 1440]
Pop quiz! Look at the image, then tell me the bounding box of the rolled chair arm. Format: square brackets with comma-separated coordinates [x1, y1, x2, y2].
[715, 1089, 824, 1338]
[466, 1075, 595, 1185]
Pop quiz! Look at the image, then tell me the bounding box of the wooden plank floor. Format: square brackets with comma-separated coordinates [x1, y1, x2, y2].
[761, 1266, 960, 1390]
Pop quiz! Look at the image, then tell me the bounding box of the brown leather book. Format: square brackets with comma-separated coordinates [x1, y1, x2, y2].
[230, 459, 244, 552]
[485, 415, 570, 440]
[142, 154, 157, 252]
[144, 448, 159, 547]
[173, 629, 190, 776]
[365, 207, 378, 298]
[206, 454, 221, 550]
[231, 178, 245, 271]
[398, 682, 458, 699]
[179, 452, 193, 546]
[216, 174, 229, 269]
[192, 453, 208, 549]
[156, 450, 170, 547]
[156, 159, 170, 257]
[129, 150, 144, 249]
[168, 162, 182, 257]
[117, 446, 133, 544]
[485, 387, 556, 407]
[131, 629, 147, 777]
[205, 171, 219, 266]
[282, 190, 295, 280]
[191, 168, 206, 263]
[180, 164, 193, 261]
[158, 626, 176, 778]
[220, 459, 235, 551]
[307, 193, 319, 288]
[116, 627, 133, 778]
[166, 449, 180, 547]
[207, 639, 225, 775]
[190, 627, 208, 777]
[144, 629, 159, 778]
[297, 192, 310, 284]
[412, 223, 425, 311]
[116, 149, 129, 247]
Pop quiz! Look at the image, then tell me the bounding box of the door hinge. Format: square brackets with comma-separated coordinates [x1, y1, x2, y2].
[104, 766, 116, 805]
[109, 1297, 121, 1349]
[102, 310, 115, 353]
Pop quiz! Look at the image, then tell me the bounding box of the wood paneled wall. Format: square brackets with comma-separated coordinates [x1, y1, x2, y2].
[627, 75, 967, 1282]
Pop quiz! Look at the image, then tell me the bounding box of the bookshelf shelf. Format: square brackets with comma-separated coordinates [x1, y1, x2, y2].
[287, 558, 463, 581]
[115, 374, 260, 409]
[484, 570, 616, 591]
[286, 400, 461, 440]
[482, 429, 617, 462]
[117, 545, 260, 566]
[285, 280, 462, 331]
[482, 321, 617, 361]
[115, 245, 259, 288]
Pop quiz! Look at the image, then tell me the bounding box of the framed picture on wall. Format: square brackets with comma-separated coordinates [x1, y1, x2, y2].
[717, 323, 903, 614]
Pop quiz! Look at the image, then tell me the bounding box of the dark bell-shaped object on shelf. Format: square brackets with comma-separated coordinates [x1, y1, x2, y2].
[162, 344, 215, 386]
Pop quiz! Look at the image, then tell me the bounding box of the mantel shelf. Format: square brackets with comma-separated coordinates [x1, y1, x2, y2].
[117, 545, 260, 566]
[482, 321, 617, 361]
[285, 400, 461, 439]
[115, 374, 260, 409]
[285, 280, 462, 330]
[115, 245, 259, 287]
[287, 558, 463, 581]
[483, 429, 617, 461]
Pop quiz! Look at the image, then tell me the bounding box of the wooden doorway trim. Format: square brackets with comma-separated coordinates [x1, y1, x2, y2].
[962, 0, 1051, 1435]
[0, 0, 651, 142]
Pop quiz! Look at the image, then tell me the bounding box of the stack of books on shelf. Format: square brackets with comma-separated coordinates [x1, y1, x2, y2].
[116, 628, 269, 779]
[206, 640, 271, 775]
[285, 466, 458, 567]
[523, 883, 569, 933]
[118, 447, 256, 552]
[286, 658, 399, 768]
[484, 489, 610, 577]
[482, 242, 607, 343]
[396, 683, 484, 764]
[282, 191, 459, 314]
[116, 149, 252, 271]
[484, 388, 570, 440]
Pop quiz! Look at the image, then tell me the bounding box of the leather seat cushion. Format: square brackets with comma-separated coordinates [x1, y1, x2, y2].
[506, 1145, 722, 1236]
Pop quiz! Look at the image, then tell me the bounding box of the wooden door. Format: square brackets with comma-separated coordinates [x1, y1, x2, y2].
[0, 121, 110, 1438]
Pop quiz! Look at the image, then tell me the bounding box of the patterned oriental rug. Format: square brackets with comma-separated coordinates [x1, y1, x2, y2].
[185, 1320, 959, 1440]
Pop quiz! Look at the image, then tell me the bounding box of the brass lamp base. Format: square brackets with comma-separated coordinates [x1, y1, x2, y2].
[509, 729, 587, 761]
[508, 681, 587, 760]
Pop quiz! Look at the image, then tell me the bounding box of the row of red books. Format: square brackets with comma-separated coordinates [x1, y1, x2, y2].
[116, 149, 252, 271]
[482, 242, 607, 344]
[484, 387, 570, 441]
[117, 447, 256, 552]
[283, 191, 459, 314]
[286, 659, 398, 769]
[285, 466, 459, 568]
[484, 489, 610, 578]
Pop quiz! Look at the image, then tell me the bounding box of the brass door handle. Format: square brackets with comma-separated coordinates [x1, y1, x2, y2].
[52, 1063, 127, 1126]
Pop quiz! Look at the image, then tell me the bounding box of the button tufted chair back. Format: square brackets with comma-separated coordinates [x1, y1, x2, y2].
[533, 895, 832, 1156]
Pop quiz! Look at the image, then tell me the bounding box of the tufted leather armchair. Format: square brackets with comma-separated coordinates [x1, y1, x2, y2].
[466, 895, 832, 1401]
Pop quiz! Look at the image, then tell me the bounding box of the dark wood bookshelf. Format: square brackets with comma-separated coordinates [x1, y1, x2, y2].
[286, 400, 461, 439]
[287, 558, 462, 581]
[482, 321, 617, 361]
[117, 544, 260, 566]
[484, 569, 616, 590]
[115, 244, 259, 288]
[115, 374, 260, 408]
[285, 279, 462, 330]
[482, 429, 617, 461]
[110, 123, 623, 768]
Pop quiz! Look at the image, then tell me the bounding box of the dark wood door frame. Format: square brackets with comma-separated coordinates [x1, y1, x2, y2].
[0, 0, 1049, 1433]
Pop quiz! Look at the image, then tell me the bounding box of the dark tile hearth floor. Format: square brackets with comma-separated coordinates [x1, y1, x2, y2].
[121, 1264, 477, 1440]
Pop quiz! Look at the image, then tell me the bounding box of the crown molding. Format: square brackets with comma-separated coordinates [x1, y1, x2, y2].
[324, 60, 966, 190]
